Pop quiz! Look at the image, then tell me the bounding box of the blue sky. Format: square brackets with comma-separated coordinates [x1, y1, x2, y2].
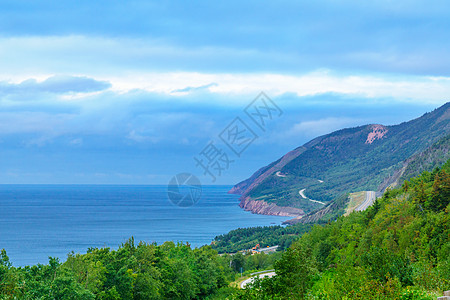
[0, 0, 449, 184]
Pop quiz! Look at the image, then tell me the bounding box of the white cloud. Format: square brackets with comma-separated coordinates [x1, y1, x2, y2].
[104, 70, 450, 104]
[0, 35, 450, 105]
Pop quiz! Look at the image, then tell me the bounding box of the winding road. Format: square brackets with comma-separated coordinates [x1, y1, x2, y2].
[299, 189, 325, 205]
[355, 191, 376, 212]
[240, 271, 276, 289]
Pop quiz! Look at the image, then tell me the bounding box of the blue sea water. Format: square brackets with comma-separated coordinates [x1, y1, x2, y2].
[0, 185, 287, 266]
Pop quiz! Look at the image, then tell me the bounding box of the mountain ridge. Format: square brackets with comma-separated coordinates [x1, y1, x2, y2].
[231, 102, 450, 222]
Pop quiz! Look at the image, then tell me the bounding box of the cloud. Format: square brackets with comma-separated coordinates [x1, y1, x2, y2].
[171, 82, 218, 93]
[0, 75, 111, 97]
[1, 28, 450, 78]
[1, 0, 450, 77]
[3, 72, 450, 108]
[104, 71, 450, 104]
[0, 78, 443, 145]
[38, 75, 111, 93]
[0, 85, 441, 184]
[2, 1, 450, 183]
[126, 130, 161, 144]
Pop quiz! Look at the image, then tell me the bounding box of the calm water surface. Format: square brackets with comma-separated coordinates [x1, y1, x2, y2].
[0, 185, 287, 266]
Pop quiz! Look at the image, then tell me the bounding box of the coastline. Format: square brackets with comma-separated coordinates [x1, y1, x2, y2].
[0, 185, 288, 266]
[239, 196, 304, 217]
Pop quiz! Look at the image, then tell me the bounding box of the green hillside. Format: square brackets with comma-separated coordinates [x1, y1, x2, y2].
[234, 159, 450, 299]
[400, 133, 450, 182]
[233, 103, 450, 216]
[297, 132, 450, 224]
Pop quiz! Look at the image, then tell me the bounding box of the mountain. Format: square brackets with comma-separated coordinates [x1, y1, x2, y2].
[230, 102, 450, 221]
[236, 159, 450, 299]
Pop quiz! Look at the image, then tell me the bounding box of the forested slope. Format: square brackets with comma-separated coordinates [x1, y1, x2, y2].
[234, 159, 450, 299]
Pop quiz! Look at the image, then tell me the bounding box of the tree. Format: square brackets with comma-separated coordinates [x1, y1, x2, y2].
[428, 170, 450, 211]
[0, 249, 17, 297]
[232, 252, 245, 273]
[414, 180, 427, 209]
[361, 247, 413, 286]
[274, 243, 318, 299]
[403, 180, 409, 192]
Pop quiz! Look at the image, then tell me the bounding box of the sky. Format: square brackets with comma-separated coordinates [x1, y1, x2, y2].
[0, 0, 449, 185]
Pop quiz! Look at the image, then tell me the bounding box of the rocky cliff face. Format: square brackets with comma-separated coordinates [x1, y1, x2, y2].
[239, 197, 304, 217]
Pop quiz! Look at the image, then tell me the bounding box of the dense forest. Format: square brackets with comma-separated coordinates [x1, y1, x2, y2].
[1, 160, 449, 299]
[234, 160, 450, 299]
[212, 223, 312, 253]
[0, 238, 281, 299]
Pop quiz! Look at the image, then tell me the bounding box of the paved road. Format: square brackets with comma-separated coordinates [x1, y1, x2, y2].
[355, 191, 376, 212]
[240, 272, 276, 289]
[299, 189, 325, 205]
[258, 246, 279, 253]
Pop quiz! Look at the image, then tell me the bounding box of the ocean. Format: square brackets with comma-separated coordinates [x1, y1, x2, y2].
[0, 185, 287, 266]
